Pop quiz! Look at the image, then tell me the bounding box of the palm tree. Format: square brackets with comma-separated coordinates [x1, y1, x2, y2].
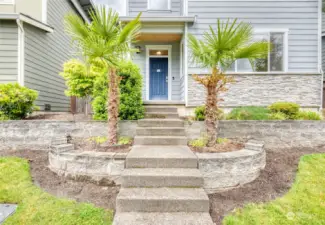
[65, 6, 141, 145]
[189, 19, 269, 147]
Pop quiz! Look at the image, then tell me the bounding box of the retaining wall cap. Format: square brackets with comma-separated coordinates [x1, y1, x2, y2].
[196, 149, 262, 159]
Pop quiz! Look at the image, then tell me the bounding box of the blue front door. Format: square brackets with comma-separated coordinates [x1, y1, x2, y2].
[150, 58, 168, 100]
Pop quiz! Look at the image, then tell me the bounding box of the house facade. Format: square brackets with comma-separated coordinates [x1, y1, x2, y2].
[0, 0, 93, 111]
[118, 0, 323, 113]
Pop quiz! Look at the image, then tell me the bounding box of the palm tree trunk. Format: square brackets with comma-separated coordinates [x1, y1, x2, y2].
[205, 83, 218, 147]
[107, 68, 119, 145]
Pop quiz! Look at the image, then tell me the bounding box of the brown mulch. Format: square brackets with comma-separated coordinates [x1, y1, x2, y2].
[74, 139, 132, 153]
[1, 146, 325, 224]
[0, 150, 119, 210]
[190, 141, 244, 153]
[209, 145, 325, 225]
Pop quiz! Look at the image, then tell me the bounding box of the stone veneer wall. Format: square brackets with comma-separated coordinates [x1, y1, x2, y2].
[188, 74, 322, 108]
[1, 120, 325, 150]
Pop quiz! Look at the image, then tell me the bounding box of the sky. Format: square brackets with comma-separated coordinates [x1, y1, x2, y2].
[92, 0, 126, 15]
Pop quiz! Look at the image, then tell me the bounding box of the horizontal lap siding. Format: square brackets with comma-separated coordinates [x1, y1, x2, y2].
[188, 0, 319, 72]
[0, 21, 18, 83]
[132, 41, 181, 100]
[129, 0, 182, 16]
[24, 0, 77, 112]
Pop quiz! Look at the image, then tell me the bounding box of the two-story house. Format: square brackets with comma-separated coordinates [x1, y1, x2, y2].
[0, 0, 93, 111]
[113, 0, 323, 114]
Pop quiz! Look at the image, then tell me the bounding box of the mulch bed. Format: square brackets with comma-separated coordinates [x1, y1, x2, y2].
[74, 139, 132, 153]
[190, 141, 244, 153]
[1, 146, 325, 224]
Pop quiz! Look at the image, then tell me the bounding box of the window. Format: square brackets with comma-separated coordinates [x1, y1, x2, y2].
[226, 32, 286, 72]
[148, 0, 170, 10]
[0, 0, 14, 4]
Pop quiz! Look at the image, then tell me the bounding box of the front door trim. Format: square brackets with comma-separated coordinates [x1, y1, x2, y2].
[146, 45, 172, 101]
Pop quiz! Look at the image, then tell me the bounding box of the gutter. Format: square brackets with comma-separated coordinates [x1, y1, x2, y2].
[0, 13, 54, 33]
[70, 0, 91, 24]
[120, 16, 196, 23]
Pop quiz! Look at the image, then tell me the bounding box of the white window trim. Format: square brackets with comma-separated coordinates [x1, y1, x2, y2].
[0, 0, 15, 4]
[147, 0, 171, 11]
[42, 0, 47, 23]
[145, 45, 172, 101]
[230, 29, 288, 73]
[16, 19, 25, 86]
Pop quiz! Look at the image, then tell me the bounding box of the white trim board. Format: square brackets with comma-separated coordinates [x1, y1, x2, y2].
[145, 45, 172, 101]
[16, 19, 25, 86]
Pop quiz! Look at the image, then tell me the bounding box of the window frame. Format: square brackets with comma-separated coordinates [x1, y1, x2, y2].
[0, 0, 14, 4]
[229, 29, 288, 73]
[147, 0, 171, 11]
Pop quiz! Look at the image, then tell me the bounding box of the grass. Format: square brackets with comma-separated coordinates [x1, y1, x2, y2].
[0, 157, 113, 225]
[223, 154, 325, 225]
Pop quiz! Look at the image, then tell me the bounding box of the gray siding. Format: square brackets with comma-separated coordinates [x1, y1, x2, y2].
[129, 0, 182, 16]
[188, 0, 319, 73]
[24, 0, 77, 112]
[323, 36, 325, 72]
[0, 21, 18, 83]
[132, 42, 181, 100]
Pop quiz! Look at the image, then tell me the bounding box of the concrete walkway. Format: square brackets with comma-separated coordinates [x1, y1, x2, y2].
[113, 106, 214, 225]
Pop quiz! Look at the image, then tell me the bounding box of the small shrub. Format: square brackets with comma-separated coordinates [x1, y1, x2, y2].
[226, 106, 270, 120]
[0, 83, 38, 120]
[88, 136, 107, 144]
[118, 136, 132, 145]
[268, 102, 300, 119]
[217, 137, 229, 144]
[189, 137, 208, 147]
[92, 61, 145, 120]
[268, 112, 287, 120]
[295, 111, 322, 121]
[194, 106, 205, 121]
[194, 106, 224, 121]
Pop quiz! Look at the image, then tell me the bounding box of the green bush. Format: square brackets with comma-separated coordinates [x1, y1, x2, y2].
[268, 102, 300, 119]
[194, 105, 224, 121]
[295, 111, 322, 121]
[226, 106, 270, 120]
[92, 61, 145, 120]
[268, 112, 287, 120]
[189, 137, 208, 147]
[0, 83, 38, 120]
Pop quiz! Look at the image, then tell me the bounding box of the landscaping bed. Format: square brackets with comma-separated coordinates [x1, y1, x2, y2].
[2, 146, 325, 224]
[190, 140, 244, 153]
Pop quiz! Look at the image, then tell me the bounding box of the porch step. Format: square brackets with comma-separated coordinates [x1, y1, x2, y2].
[145, 106, 178, 113]
[138, 119, 184, 128]
[122, 168, 203, 187]
[136, 127, 186, 136]
[113, 212, 214, 225]
[126, 145, 197, 168]
[134, 136, 188, 145]
[145, 112, 179, 119]
[116, 188, 209, 213]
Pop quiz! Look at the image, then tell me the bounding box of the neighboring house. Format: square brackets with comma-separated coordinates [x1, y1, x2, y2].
[116, 0, 323, 114]
[0, 0, 93, 111]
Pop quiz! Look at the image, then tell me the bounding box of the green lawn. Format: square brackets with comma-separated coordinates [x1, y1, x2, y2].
[0, 157, 113, 225]
[224, 154, 325, 225]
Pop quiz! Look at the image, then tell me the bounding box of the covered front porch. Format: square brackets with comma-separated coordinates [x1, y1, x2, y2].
[121, 17, 195, 104]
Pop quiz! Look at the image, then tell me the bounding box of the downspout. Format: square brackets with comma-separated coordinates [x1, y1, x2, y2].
[16, 18, 25, 86]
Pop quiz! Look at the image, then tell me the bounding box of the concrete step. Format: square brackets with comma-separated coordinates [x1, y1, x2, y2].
[51, 138, 67, 146]
[136, 127, 186, 136]
[113, 212, 215, 225]
[122, 168, 203, 187]
[116, 188, 209, 213]
[138, 119, 184, 128]
[126, 146, 198, 168]
[51, 144, 74, 153]
[134, 136, 188, 145]
[145, 106, 178, 113]
[145, 112, 179, 119]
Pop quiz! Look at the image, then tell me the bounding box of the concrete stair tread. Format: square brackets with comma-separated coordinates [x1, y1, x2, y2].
[128, 145, 196, 159]
[146, 112, 178, 115]
[137, 127, 185, 130]
[136, 127, 186, 136]
[118, 188, 208, 201]
[126, 145, 198, 168]
[140, 119, 183, 122]
[113, 212, 214, 225]
[123, 168, 201, 176]
[134, 136, 188, 146]
[55, 144, 73, 147]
